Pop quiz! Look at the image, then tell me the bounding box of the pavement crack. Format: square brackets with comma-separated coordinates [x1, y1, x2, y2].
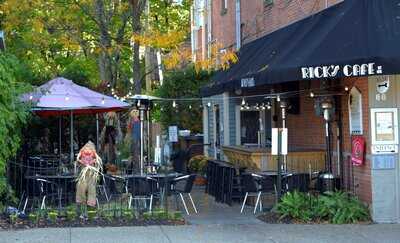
[159, 225, 172, 243]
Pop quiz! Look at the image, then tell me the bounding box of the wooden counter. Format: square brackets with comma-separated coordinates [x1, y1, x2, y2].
[222, 146, 325, 172]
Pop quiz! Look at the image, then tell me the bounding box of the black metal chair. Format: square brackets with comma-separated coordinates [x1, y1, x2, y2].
[240, 173, 276, 214]
[127, 176, 158, 212]
[170, 174, 198, 215]
[21, 177, 59, 213]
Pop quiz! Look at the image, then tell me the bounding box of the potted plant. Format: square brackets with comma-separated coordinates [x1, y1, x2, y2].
[188, 155, 208, 185]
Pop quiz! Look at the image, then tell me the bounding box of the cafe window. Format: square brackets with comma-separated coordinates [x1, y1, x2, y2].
[348, 87, 363, 135]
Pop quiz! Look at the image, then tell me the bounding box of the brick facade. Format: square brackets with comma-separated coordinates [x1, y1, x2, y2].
[193, 0, 343, 56]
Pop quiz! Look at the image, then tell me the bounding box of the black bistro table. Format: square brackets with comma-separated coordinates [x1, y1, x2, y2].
[112, 172, 182, 211]
[25, 173, 76, 211]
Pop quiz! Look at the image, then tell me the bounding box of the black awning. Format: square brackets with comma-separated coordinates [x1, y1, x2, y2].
[201, 0, 400, 97]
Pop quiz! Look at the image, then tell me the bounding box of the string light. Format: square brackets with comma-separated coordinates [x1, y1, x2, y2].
[101, 97, 105, 104]
[189, 105, 192, 109]
[29, 95, 33, 100]
[277, 96, 281, 102]
[241, 98, 246, 106]
[310, 92, 315, 98]
[207, 102, 211, 107]
[172, 100, 177, 108]
[344, 86, 349, 91]
[65, 94, 70, 101]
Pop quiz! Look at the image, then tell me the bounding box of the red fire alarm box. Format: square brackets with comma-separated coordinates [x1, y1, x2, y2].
[351, 136, 365, 166]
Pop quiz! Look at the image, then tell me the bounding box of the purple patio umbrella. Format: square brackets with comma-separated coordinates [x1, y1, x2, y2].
[22, 77, 129, 165]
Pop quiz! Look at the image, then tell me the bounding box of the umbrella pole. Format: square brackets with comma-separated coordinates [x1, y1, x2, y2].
[59, 116, 62, 164]
[70, 111, 75, 173]
[140, 109, 144, 175]
[96, 113, 99, 150]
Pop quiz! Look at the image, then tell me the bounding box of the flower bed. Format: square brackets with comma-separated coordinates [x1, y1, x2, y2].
[0, 208, 185, 230]
[258, 191, 371, 225]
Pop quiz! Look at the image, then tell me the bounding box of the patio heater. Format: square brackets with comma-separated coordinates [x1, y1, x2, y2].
[319, 99, 338, 192]
[321, 100, 333, 173]
[130, 95, 154, 175]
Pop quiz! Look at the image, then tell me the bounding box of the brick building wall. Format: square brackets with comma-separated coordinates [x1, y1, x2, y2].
[194, 0, 344, 55]
[283, 77, 372, 204]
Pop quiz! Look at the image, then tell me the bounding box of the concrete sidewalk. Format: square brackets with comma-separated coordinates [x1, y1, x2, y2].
[1, 223, 400, 243]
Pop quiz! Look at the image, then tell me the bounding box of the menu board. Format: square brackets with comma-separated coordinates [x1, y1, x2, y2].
[375, 111, 395, 141]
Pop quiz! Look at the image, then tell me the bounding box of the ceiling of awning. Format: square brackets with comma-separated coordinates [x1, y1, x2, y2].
[201, 0, 400, 97]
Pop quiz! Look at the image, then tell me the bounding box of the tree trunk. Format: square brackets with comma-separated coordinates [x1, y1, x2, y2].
[129, 0, 146, 95]
[95, 0, 114, 86]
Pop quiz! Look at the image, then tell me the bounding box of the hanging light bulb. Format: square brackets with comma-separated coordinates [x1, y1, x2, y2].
[277, 96, 281, 102]
[65, 94, 70, 101]
[240, 106, 244, 110]
[172, 100, 177, 108]
[101, 97, 105, 104]
[267, 102, 272, 110]
[207, 102, 211, 107]
[241, 98, 246, 106]
[137, 99, 141, 107]
[189, 105, 192, 110]
[255, 103, 260, 110]
[29, 95, 33, 100]
[344, 86, 349, 91]
[310, 92, 315, 98]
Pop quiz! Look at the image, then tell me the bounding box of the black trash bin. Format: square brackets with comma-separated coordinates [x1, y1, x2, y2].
[318, 173, 341, 193]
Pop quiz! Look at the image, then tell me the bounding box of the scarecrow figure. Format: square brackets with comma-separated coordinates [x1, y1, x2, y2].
[75, 141, 102, 215]
[100, 112, 122, 166]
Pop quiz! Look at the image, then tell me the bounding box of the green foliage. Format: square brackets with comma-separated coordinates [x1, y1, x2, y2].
[87, 210, 97, 221]
[0, 53, 31, 209]
[276, 191, 314, 222]
[122, 209, 134, 220]
[60, 58, 100, 88]
[28, 213, 39, 223]
[9, 213, 18, 224]
[275, 191, 370, 224]
[168, 211, 183, 220]
[315, 191, 370, 224]
[152, 66, 213, 132]
[47, 211, 58, 223]
[188, 155, 208, 175]
[101, 210, 115, 222]
[66, 210, 77, 221]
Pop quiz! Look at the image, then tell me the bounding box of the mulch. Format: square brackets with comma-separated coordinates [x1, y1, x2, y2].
[0, 216, 185, 230]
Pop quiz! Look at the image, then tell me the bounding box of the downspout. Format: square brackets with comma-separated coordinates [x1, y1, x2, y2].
[235, 0, 241, 50]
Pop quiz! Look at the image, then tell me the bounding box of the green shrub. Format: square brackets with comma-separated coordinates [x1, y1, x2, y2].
[316, 191, 370, 224]
[9, 213, 18, 224]
[102, 211, 114, 222]
[275, 191, 370, 224]
[169, 211, 183, 220]
[142, 211, 152, 220]
[66, 210, 77, 221]
[48, 211, 58, 223]
[122, 209, 134, 220]
[275, 191, 314, 222]
[28, 213, 38, 223]
[188, 155, 208, 175]
[87, 210, 97, 221]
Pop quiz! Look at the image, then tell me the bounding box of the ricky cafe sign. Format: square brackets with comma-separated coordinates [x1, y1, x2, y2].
[301, 63, 383, 79]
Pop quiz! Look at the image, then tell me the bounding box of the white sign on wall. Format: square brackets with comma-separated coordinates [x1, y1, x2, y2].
[371, 108, 399, 154]
[301, 62, 383, 79]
